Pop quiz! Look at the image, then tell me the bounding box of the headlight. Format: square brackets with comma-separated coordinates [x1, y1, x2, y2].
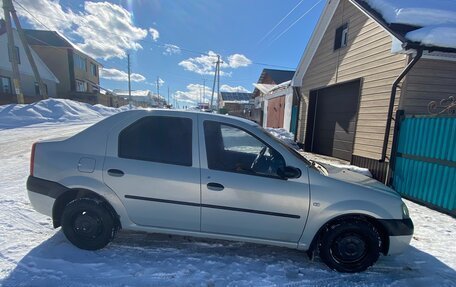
[401, 203, 410, 219]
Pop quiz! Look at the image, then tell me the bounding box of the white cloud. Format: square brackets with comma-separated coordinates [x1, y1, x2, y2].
[100, 68, 146, 82]
[227, 54, 252, 68]
[220, 85, 250, 93]
[16, 0, 152, 60]
[173, 83, 213, 104]
[178, 51, 250, 76]
[149, 28, 160, 41]
[163, 44, 181, 55]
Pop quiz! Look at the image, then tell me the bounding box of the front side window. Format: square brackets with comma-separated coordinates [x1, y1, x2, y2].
[119, 116, 192, 166]
[204, 121, 285, 178]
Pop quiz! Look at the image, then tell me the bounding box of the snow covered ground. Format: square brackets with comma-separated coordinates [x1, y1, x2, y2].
[0, 121, 454, 286]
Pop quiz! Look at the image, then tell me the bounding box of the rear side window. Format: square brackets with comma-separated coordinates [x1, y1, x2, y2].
[119, 116, 192, 166]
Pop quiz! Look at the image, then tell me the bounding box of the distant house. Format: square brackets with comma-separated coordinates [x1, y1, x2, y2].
[292, 0, 456, 181]
[252, 69, 297, 130]
[219, 92, 253, 118]
[0, 21, 59, 105]
[23, 29, 103, 105]
[261, 80, 299, 134]
[112, 89, 166, 108]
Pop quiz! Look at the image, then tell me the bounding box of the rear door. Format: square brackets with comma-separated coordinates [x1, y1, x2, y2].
[103, 113, 200, 231]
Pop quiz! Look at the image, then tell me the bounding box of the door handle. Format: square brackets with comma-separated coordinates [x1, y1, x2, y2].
[207, 182, 224, 191]
[107, 169, 124, 177]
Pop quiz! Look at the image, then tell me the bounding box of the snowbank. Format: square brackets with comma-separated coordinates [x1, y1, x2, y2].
[300, 151, 373, 178]
[0, 99, 131, 129]
[363, 0, 456, 49]
[265, 128, 372, 177]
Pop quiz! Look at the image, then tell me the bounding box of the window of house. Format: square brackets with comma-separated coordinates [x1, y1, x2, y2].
[119, 116, 193, 166]
[204, 121, 285, 178]
[34, 82, 48, 96]
[75, 80, 87, 92]
[0, 76, 12, 94]
[334, 23, 348, 50]
[8, 46, 20, 64]
[74, 53, 87, 71]
[90, 63, 97, 76]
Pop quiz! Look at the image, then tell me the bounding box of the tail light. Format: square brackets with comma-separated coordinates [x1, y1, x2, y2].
[30, 143, 36, 176]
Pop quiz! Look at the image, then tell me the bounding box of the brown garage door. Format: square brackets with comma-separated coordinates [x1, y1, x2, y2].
[267, 95, 285, 128]
[311, 80, 360, 161]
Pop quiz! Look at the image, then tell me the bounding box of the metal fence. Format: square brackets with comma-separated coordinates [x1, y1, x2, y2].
[392, 115, 455, 215]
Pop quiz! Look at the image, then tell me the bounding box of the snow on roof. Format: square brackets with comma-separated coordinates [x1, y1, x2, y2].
[113, 90, 151, 97]
[253, 83, 275, 94]
[363, 0, 456, 49]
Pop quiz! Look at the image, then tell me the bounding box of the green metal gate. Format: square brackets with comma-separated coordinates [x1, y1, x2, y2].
[392, 115, 456, 215]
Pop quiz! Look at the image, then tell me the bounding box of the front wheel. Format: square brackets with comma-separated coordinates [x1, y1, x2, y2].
[318, 220, 381, 273]
[61, 198, 117, 250]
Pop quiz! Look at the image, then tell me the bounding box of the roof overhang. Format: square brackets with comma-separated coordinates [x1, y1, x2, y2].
[292, 0, 456, 87]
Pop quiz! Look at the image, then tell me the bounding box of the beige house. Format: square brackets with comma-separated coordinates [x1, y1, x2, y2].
[292, 0, 456, 182]
[24, 29, 103, 105]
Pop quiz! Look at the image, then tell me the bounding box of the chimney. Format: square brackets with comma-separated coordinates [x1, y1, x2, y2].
[0, 19, 6, 35]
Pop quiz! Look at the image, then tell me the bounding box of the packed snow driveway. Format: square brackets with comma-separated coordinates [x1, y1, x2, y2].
[0, 122, 455, 287]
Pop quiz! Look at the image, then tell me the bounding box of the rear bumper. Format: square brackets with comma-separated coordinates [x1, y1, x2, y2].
[378, 218, 414, 255]
[27, 176, 68, 217]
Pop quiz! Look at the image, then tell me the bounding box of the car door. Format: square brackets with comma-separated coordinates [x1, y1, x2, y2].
[199, 116, 310, 243]
[103, 113, 201, 231]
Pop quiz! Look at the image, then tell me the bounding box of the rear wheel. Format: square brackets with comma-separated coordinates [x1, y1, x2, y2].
[61, 198, 117, 250]
[318, 220, 380, 273]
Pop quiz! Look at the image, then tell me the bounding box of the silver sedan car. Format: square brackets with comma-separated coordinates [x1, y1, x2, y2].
[27, 110, 413, 272]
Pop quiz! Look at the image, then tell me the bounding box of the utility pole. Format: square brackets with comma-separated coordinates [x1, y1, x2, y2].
[167, 86, 170, 107]
[3, 0, 47, 102]
[127, 53, 132, 109]
[210, 55, 221, 109]
[217, 55, 221, 110]
[11, 7, 47, 99]
[203, 78, 206, 103]
[156, 76, 160, 98]
[3, 0, 23, 103]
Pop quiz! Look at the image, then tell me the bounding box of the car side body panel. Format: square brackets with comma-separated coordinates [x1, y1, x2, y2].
[26, 110, 412, 256]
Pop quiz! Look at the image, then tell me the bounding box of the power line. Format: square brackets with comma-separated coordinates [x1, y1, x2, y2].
[257, 0, 306, 45]
[271, 0, 324, 43]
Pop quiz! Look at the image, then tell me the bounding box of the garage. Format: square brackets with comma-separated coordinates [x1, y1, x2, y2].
[306, 80, 360, 161]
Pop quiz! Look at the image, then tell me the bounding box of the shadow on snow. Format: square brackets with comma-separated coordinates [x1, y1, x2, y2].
[2, 230, 455, 287]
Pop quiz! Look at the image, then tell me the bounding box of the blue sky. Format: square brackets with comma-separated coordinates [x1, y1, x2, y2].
[16, 0, 325, 107]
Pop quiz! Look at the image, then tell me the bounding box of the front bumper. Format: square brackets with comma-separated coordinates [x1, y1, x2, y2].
[378, 218, 414, 255]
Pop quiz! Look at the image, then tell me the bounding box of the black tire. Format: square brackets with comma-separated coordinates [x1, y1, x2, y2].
[61, 198, 117, 250]
[318, 220, 380, 273]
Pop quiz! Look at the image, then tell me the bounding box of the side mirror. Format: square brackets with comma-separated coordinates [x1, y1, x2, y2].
[278, 166, 301, 179]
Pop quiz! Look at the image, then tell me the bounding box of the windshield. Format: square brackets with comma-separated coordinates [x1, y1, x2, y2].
[256, 126, 313, 166]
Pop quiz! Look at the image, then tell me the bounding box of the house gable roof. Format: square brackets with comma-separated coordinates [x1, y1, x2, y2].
[291, 0, 456, 87]
[23, 29, 73, 48]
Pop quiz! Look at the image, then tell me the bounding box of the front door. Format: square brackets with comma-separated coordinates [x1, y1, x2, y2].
[199, 118, 309, 243]
[103, 114, 200, 231]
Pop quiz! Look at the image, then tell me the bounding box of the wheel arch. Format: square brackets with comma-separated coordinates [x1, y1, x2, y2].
[307, 213, 390, 258]
[52, 188, 121, 229]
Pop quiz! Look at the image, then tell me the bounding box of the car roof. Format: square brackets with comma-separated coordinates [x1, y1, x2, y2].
[120, 109, 258, 126]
